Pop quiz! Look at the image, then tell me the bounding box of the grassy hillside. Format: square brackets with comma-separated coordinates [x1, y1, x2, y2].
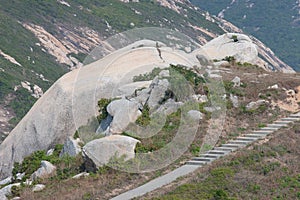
[191, 0, 300, 71]
[149, 125, 300, 200]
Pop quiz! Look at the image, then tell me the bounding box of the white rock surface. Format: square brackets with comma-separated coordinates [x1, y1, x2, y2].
[31, 161, 56, 181]
[230, 94, 239, 108]
[107, 99, 142, 134]
[0, 183, 20, 200]
[268, 84, 279, 89]
[196, 33, 258, 64]
[72, 172, 90, 179]
[82, 135, 140, 168]
[147, 78, 170, 111]
[32, 184, 46, 192]
[231, 76, 241, 87]
[0, 177, 11, 186]
[187, 110, 203, 120]
[0, 40, 195, 179]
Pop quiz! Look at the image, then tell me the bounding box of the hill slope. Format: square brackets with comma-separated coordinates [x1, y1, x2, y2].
[0, 0, 295, 141]
[191, 0, 300, 71]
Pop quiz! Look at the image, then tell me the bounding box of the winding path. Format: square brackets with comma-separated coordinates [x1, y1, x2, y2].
[111, 112, 300, 200]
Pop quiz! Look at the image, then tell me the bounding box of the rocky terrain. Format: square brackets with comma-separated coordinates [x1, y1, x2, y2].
[0, 0, 295, 140]
[0, 32, 299, 199]
[0, 1, 299, 199]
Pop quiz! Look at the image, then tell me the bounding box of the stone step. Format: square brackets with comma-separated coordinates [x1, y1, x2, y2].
[280, 117, 300, 121]
[236, 136, 258, 141]
[213, 147, 236, 152]
[252, 130, 273, 134]
[267, 123, 287, 128]
[221, 143, 245, 148]
[191, 157, 215, 162]
[244, 133, 266, 138]
[289, 113, 300, 117]
[198, 154, 221, 158]
[208, 150, 228, 155]
[186, 160, 207, 165]
[274, 120, 293, 125]
[260, 127, 279, 131]
[229, 140, 251, 145]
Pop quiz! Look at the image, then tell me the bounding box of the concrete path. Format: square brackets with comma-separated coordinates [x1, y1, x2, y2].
[111, 112, 300, 199]
[111, 165, 199, 200]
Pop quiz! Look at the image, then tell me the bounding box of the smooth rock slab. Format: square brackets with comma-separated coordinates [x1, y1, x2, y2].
[107, 99, 142, 134]
[82, 135, 140, 168]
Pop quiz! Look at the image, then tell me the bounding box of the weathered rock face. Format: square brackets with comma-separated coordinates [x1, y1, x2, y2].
[31, 161, 56, 181]
[82, 135, 140, 169]
[59, 137, 82, 157]
[147, 78, 170, 111]
[0, 40, 194, 179]
[107, 99, 142, 134]
[198, 33, 258, 64]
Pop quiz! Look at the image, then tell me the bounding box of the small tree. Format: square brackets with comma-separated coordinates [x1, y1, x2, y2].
[231, 35, 238, 42]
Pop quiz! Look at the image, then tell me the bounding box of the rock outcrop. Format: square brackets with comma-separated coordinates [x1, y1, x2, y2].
[82, 135, 140, 169]
[0, 40, 194, 179]
[107, 99, 142, 134]
[198, 33, 258, 64]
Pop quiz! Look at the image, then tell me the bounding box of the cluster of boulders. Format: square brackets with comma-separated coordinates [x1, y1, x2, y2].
[82, 69, 202, 169]
[0, 68, 205, 199]
[0, 160, 56, 199]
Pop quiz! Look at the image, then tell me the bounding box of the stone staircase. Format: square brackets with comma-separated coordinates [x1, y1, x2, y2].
[186, 113, 300, 166]
[112, 113, 300, 200]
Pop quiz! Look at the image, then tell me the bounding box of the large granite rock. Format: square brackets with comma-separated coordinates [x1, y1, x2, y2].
[198, 33, 258, 64]
[0, 40, 194, 179]
[107, 99, 142, 134]
[82, 135, 140, 168]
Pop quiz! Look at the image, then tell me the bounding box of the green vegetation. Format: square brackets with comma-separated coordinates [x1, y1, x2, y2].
[154, 141, 300, 200]
[133, 67, 164, 82]
[223, 56, 236, 64]
[169, 64, 205, 90]
[231, 35, 238, 42]
[223, 80, 244, 97]
[11, 144, 83, 182]
[127, 110, 181, 153]
[97, 98, 113, 122]
[240, 104, 268, 115]
[135, 104, 150, 126]
[191, 0, 300, 71]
